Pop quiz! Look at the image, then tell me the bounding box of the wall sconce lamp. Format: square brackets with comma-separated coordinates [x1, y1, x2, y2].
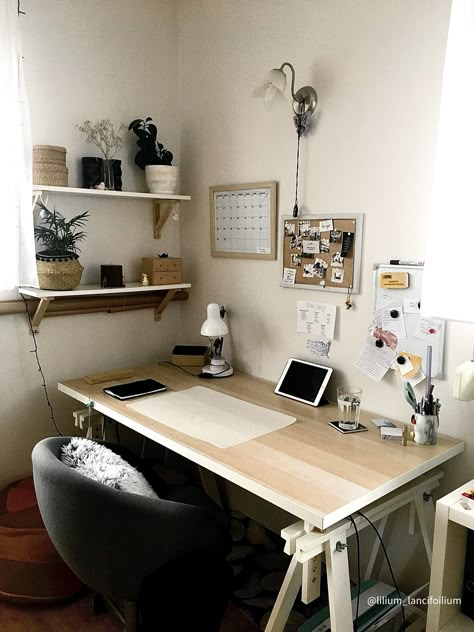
[265, 62, 318, 127]
[265, 62, 318, 217]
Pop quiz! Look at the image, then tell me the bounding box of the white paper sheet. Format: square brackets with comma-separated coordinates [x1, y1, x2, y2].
[382, 304, 407, 339]
[297, 300, 336, 339]
[127, 386, 296, 448]
[282, 267, 296, 285]
[302, 240, 320, 254]
[414, 318, 441, 339]
[354, 337, 397, 382]
[306, 338, 331, 358]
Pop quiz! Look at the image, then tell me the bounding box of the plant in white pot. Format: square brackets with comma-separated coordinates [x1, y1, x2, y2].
[128, 117, 178, 194]
[34, 201, 89, 290]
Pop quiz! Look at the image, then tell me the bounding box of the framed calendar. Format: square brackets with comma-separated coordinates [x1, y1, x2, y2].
[209, 181, 277, 259]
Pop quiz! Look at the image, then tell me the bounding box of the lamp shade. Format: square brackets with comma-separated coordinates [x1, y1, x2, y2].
[200, 303, 228, 337]
[264, 68, 287, 103]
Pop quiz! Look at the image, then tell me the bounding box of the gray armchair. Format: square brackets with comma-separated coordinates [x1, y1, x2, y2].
[32, 436, 231, 631]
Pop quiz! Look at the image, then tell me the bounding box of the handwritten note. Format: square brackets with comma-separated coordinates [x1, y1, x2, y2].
[354, 337, 397, 382]
[414, 318, 441, 339]
[307, 339, 331, 358]
[382, 305, 407, 339]
[319, 220, 333, 232]
[282, 268, 296, 285]
[297, 300, 336, 340]
[404, 297, 420, 314]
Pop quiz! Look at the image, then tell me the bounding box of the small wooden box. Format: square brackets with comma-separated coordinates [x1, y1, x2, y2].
[171, 345, 209, 367]
[142, 257, 182, 285]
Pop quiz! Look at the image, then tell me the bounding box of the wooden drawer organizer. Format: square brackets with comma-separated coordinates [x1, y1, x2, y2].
[142, 257, 182, 285]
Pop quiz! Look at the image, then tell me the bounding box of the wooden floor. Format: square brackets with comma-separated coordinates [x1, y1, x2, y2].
[0, 591, 259, 632]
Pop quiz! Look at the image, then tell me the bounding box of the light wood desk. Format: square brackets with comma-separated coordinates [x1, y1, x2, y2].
[58, 364, 464, 632]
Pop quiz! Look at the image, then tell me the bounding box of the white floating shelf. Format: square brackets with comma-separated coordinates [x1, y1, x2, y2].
[19, 282, 191, 332]
[19, 282, 191, 299]
[32, 185, 191, 202]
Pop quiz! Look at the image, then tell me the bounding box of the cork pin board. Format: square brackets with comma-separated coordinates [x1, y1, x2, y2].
[281, 213, 363, 293]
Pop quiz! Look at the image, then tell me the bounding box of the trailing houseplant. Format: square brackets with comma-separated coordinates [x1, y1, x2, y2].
[34, 201, 90, 290]
[128, 117, 178, 194]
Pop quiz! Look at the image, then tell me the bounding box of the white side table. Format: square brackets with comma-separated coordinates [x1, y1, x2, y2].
[427, 479, 474, 631]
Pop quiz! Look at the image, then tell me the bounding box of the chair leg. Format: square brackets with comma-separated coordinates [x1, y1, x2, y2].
[123, 600, 138, 632]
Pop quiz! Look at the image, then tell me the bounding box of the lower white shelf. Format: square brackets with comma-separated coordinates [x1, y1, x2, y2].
[18, 282, 191, 331]
[19, 282, 191, 299]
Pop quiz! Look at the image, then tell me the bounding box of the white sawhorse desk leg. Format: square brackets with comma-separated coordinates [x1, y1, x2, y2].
[265, 472, 442, 632]
[324, 533, 353, 631]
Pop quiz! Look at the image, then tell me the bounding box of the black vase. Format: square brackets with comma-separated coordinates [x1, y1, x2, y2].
[81, 157, 122, 191]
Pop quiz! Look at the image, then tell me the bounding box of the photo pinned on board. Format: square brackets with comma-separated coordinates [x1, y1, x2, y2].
[320, 238, 330, 253]
[330, 230, 342, 243]
[299, 220, 311, 236]
[303, 257, 328, 278]
[331, 268, 344, 283]
[331, 251, 344, 267]
[285, 221, 296, 236]
[290, 235, 303, 250]
[290, 253, 302, 267]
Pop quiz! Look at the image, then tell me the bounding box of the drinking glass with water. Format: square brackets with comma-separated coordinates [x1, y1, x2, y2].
[337, 386, 362, 431]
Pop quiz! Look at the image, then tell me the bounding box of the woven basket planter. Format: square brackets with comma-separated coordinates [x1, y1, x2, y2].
[0, 477, 82, 603]
[36, 254, 83, 290]
[33, 145, 68, 187]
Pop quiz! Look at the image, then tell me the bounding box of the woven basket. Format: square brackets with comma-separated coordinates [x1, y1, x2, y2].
[36, 258, 83, 290]
[33, 145, 66, 163]
[32, 166, 68, 187]
[33, 145, 68, 186]
[0, 477, 82, 603]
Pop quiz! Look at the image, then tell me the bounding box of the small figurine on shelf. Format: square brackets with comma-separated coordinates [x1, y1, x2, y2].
[140, 272, 150, 286]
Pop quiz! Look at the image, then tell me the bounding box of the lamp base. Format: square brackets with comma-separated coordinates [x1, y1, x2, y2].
[202, 357, 233, 378]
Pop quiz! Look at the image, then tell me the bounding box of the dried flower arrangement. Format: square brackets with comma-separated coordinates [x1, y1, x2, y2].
[76, 119, 126, 160]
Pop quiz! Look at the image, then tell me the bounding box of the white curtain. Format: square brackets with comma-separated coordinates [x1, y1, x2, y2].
[421, 0, 474, 322]
[0, 0, 37, 291]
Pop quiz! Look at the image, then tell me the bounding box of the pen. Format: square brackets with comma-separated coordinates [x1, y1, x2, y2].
[389, 260, 424, 266]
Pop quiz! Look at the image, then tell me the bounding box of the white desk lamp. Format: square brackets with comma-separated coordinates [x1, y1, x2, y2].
[200, 303, 233, 377]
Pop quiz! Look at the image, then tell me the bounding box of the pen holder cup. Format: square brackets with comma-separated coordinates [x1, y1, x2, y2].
[413, 413, 438, 445]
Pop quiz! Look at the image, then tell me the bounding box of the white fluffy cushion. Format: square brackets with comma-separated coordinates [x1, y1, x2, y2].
[60, 437, 159, 500]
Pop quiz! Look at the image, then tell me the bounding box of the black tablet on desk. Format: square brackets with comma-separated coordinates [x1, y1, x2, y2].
[274, 358, 333, 407]
[103, 379, 167, 400]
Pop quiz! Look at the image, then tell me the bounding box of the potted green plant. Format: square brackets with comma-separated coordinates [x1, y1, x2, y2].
[128, 117, 178, 194]
[34, 201, 90, 290]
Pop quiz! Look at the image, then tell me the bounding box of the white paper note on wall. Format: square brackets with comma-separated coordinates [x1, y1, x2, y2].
[382, 305, 407, 339]
[354, 337, 397, 382]
[297, 300, 336, 339]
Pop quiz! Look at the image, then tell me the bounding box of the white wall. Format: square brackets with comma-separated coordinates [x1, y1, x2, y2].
[0, 0, 181, 489]
[177, 0, 474, 495]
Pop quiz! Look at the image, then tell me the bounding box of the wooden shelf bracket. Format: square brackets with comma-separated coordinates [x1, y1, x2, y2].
[30, 297, 52, 333]
[154, 289, 178, 321]
[154, 200, 178, 239]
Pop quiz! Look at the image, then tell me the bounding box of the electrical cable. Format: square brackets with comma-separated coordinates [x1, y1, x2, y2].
[159, 359, 232, 378]
[21, 295, 62, 436]
[158, 360, 202, 376]
[348, 515, 361, 631]
[293, 131, 301, 218]
[357, 510, 406, 630]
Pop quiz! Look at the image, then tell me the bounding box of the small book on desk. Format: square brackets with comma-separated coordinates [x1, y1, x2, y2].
[103, 379, 167, 401]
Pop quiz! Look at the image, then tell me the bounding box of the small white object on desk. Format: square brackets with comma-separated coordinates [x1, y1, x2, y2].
[380, 427, 403, 440]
